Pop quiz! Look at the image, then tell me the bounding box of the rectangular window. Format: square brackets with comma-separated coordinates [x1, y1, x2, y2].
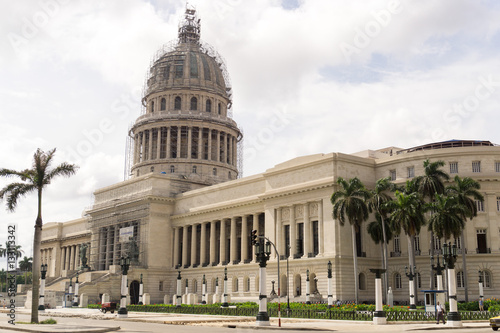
[449, 162, 458, 174]
[497, 197, 500, 211]
[433, 236, 441, 251]
[472, 161, 481, 173]
[414, 236, 420, 254]
[395, 274, 402, 289]
[407, 166, 415, 178]
[393, 235, 400, 253]
[174, 59, 184, 78]
[454, 236, 462, 249]
[477, 229, 488, 254]
[476, 200, 485, 212]
[390, 169, 396, 181]
[496, 162, 500, 173]
[457, 271, 464, 288]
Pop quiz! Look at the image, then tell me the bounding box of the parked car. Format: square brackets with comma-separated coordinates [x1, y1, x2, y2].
[101, 302, 117, 314]
[490, 315, 500, 331]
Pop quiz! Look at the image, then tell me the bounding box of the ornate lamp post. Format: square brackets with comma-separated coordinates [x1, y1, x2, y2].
[327, 261, 333, 308]
[176, 271, 182, 307]
[478, 271, 484, 307]
[286, 245, 290, 311]
[305, 269, 311, 304]
[185, 279, 189, 296]
[138, 274, 144, 305]
[202, 274, 207, 304]
[68, 278, 73, 308]
[38, 264, 48, 311]
[443, 242, 461, 326]
[405, 266, 417, 310]
[370, 269, 387, 325]
[215, 277, 219, 302]
[118, 256, 131, 317]
[73, 272, 79, 307]
[431, 254, 445, 291]
[222, 267, 229, 307]
[254, 237, 271, 326]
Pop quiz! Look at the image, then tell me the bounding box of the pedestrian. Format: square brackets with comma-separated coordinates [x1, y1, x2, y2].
[479, 298, 484, 311]
[436, 301, 446, 324]
[336, 299, 341, 306]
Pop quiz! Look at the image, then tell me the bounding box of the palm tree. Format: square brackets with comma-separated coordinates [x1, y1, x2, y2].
[367, 213, 394, 266]
[0, 148, 77, 323]
[331, 177, 371, 304]
[446, 176, 484, 302]
[19, 256, 33, 285]
[367, 176, 394, 301]
[427, 193, 466, 241]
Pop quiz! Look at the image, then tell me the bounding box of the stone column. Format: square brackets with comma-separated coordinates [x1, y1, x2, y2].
[60, 247, 66, 271]
[210, 221, 217, 265]
[277, 208, 284, 257]
[133, 134, 139, 164]
[289, 206, 296, 258]
[303, 203, 311, 258]
[216, 130, 221, 162]
[191, 224, 198, 267]
[166, 127, 171, 159]
[187, 126, 192, 159]
[173, 227, 179, 267]
[176, 126, 182, 158]
[197, 127, 203, 159]
[182, 225, 189, 267]
[220, 219, 227, 264]
[106, 227, 113, 270]
[230, 217, 237, 264]
[241, 215, 248, 262]
[66, 246, 72, 271]
[200, 222, 207, 266]
[208, 129, 212, 161]
[147, 129, 153, 161]
[252, 214, 259, 262]
[318, 201, 324, 255]
[156, 128, 162, 160]
[73, 245, 79, 270]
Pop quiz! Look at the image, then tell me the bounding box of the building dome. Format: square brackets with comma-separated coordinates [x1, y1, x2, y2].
[128, 7, 242, 190]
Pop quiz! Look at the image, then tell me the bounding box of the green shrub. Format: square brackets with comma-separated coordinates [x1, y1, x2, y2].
[40, 319, 57, 324]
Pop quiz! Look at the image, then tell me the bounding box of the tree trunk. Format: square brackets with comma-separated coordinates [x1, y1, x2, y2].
[461, 230, 468, 302]
[351, 224, 359, 304]
[31, 189, 43, 323]
[380, 215, 388, 304]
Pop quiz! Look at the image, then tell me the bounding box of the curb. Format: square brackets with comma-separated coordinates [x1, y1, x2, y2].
[225, 324, 335, 331]
[0, 324, 120, 333]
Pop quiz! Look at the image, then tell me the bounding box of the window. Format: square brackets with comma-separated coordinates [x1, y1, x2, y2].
[174, 96, 182, 110]
[497, 196, 500, 211]
[394, 273, 402, 289]
[449, 162, 458, 174]
[457, 271, 465, 288]
[218, 103, 222, 115]
[416, 272, 421, 289]
[477, 229, 488, 253]
[170, 165, 175, 173]
[212, 168, 217, 176]
[475, 200, 485, 212]
[481, 271, 491, 288]
[228, 171, 231, 179]
[161, 98, 166, 111]
[192, 165, 197, 174]
[189, 52, 198, 78]
[233, 277, 239, 292]
[159, 281, 163, 291]
[190, 97, 197, 110]
[393, 235, 400, 253]
[472, 161, 481, 173]
[496, 162, 500, 173]
[201, 55, 211, 81]
[414, 236, 420, 254]
[150, 166, 154, 173]
[390, 169, 396, 181]
[454, 236, 462, 249]
[150, 101, 154, 113]
[163, 65, 170, 80]
[359, 273, 366, 290]
[174, 59, 184, 78]
[194, 279, 198, 293]
[407, 166, 415, 178]
[206, 99, 212, 112]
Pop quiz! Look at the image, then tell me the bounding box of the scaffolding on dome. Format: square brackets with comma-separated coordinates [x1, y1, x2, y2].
[87, 204, 149, 271]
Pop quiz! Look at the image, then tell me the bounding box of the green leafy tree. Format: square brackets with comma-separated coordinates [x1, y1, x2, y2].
[19, 256, 33, 285]
[331, 177, 371, 304]
[427, 194, 466, 241]
[0, 148, 77, 323]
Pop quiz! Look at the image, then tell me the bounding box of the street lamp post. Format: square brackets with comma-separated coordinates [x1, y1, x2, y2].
[222, 267, 229, 307]
[68, 278, 73, 308]
[431, 254, 445, 291]
[370, 268, 387, 325]
[327, 261, 333, 308]
[405, 266, 417, 310]
[202, 274, 207, 304]
[478, 270, 484, 301]
[118, 256, 131, 318]
[306, 269, 311, 304]
[286, 245, 290, 311]
[176, 271, 182, 307]
[138, 273, 144, 305]
[254, 237, 271, 326]
[442, 242, 461, 327]
[215, 277, 219, 302]
[185, 279, 189, 296]
[38, 264, 47, 311]
[73, 272, 79, 307]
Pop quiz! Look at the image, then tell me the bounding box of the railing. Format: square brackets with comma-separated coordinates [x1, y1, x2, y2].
[390, 251, 401, 257]
[476, 248, 491, 254]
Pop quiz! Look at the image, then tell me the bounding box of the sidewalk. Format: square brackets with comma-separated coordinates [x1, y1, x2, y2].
[0, 307, 492, 332]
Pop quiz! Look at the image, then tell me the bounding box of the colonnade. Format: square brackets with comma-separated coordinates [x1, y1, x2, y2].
[60, 243, 85, 272]
[133, 126, 238, 167]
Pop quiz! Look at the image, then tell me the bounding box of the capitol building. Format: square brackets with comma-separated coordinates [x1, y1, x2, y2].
[38, 8, 500, 306]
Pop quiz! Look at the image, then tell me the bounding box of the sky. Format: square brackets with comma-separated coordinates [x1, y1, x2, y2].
[1, 0, 500, 261]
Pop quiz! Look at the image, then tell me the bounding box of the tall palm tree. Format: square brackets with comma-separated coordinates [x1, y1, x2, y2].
[446, 176, 484, 302]
[367, 213, 394, 267]
[19, 256, 33, 285]
[367, 176, 394, 301]
[331, 177, 371, 304]
[0, 148, 77, 323]
[427, 193, 466, 241]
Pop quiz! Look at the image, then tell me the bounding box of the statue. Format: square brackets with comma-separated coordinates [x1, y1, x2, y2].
[79, 243, 88, 269]
[128, 239, 140, 264]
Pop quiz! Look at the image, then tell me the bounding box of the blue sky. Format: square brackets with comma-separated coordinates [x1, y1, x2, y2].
[1, 0, 500, 259]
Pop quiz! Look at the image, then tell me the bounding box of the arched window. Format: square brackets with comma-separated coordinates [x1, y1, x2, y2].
[151, 101, 155, 113]
[457, 271, 465, 288]
[245, 277, 250, 292]
[174, 96, 181, 110]
[170, 165, 175, 173]
[193, 279, 198, 293]
[206, 99, 212, 112]
[228, 171, 231, 179]
[394, 273, 402, 289]
[233, 277, 238, 292]
[212, 168, 217, 176]
[161, 98, 166, 111]
[218, 103, 222, 114]
[190, 97, 197, 110]
[359, 273, 366, 290]
[192, 165, 197, 174]
[481, 270, 491, 288]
